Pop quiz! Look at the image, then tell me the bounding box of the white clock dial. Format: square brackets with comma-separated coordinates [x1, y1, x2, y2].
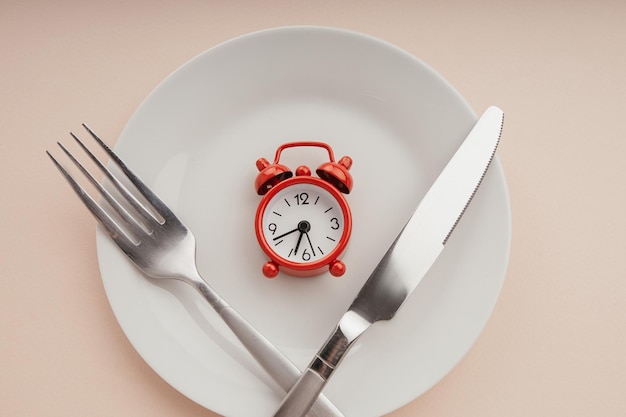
[261, 183, 345, 264]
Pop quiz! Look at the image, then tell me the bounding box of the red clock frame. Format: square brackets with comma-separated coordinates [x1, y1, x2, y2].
[253, 141, 353, 278]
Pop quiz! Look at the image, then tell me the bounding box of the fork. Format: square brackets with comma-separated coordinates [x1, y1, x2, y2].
[47, 125, 343, 417]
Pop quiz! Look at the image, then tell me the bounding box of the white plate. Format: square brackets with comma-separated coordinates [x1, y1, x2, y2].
[97, 26, 510, 417]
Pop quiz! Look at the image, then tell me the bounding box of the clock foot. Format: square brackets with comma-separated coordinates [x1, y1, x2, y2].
[262, 261, 280, 278]
[329, 260, 346, 277]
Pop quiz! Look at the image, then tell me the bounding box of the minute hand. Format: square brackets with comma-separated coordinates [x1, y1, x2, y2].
[272, 106, 505, 417]
[273, 227, 300, 241]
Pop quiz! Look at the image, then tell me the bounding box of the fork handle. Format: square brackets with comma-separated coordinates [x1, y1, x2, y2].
[194, 281, 344, 417]
[272, 313, 367, 417]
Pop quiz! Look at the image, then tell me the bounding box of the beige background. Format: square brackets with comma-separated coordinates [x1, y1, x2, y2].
[2, 1, 625, 416]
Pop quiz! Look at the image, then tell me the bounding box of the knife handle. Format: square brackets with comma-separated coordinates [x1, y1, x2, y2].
[273, 312, 370, 417]
[196, 281, 344, 417]
[273, 367, 328, 417]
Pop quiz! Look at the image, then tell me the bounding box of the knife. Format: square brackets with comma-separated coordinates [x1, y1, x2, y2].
[272, 106, 504, 417]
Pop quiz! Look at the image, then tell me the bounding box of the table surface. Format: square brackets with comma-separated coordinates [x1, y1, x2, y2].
[2, 1, 625, 416]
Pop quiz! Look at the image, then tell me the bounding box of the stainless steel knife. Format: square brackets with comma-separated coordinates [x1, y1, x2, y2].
[273, 106, 505, 417]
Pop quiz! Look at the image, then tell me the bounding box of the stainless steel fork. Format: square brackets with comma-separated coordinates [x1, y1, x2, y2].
[47, 125, 343, 417]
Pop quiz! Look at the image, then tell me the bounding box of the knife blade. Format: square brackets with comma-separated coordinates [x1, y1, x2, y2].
[273, 106, 504, 417]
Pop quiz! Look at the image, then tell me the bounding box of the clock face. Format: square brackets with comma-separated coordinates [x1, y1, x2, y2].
[259, 180, 348, 266]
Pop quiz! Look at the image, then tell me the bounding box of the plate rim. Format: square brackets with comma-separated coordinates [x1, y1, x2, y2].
[97, 25, 511, 417]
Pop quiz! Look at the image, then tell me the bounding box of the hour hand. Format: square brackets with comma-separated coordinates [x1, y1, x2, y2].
[293, 231, 304, 255]
[293, 220, 312, 255]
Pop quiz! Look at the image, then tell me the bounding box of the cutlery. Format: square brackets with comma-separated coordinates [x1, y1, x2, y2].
[273, 106, 504, 417]
[46, 125, 343, 417]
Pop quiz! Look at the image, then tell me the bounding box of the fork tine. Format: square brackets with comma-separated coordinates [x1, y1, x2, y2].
[46, 150, 137, 252]
[56, 141, 147, 239]
[70, 129, 162, 226]
[81, 124, 175, 222]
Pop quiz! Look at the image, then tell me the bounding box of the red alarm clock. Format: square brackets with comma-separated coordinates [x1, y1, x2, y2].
[254, 142, 353, 278]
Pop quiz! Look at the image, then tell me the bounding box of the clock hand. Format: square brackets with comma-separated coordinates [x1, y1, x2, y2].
[273, 227, 300, 241]
[294, 231, 304, 256]
[294, 220, 312, 256]
[304, 232, 316, 256]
